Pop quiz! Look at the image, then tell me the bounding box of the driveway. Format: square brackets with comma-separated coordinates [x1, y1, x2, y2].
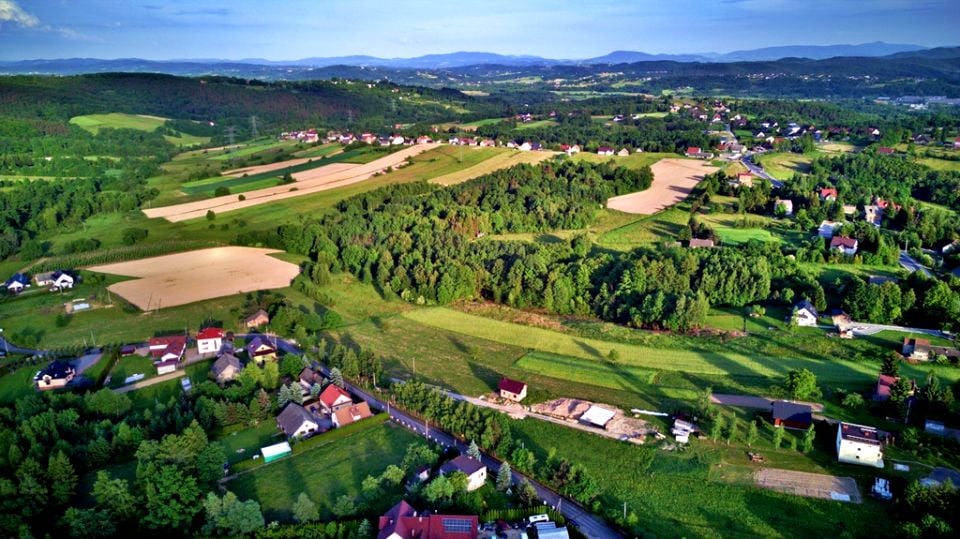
[899, 251, 932, 277]
[72, 352, 104, 375]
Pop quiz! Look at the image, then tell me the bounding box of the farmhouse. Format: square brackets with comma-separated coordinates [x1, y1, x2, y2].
[377, 500, 478, 539]
[830, 236, 859, 256]
[479, 139, 496, 147]
[819, 187, 838, 201]
[332, 402, 373, 428]
[148, 335, 186, 365]
[35, 360, 76, 390]
[791, 300, 819, 327]
[498, 377, 528, 402]
[864, 205, 883, 227]
[245, 309, 270, 328]
[817, 221, 840, 239]
[319, 384, 353, 412]
[439, 455, 487, 492]
[3, 273, 30, 294]
[772, 401, 813, 430]
[246, 336, 277, 365]
[580, 405, 616, 428]
[34, 270, 74, 290]
[276, 403, 319, 439]
[836, 422, 884, 468]
[685, 147, 712, 159]
[196, 327, 224, 355]
[774, 199, 793, 216]
[688, 238, 715, 249]
[617, 148, 630, 157]
[597, 146, 614, 156]
[211, 353, 242, 384]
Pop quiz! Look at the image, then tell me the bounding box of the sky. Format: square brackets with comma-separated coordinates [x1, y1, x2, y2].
[0, 0, 958, 61]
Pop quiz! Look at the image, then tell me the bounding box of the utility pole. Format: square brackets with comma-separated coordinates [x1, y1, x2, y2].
[225, 126, 237, 152]
[250, 115, 259, 139]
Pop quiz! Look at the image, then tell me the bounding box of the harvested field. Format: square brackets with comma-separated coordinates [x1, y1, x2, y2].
[429, 150, 557, 186]
[144, 144, 433, 222]
[606, 158, 718, 214]
[88, 247, 299, 310]
[222, 156, 315, 176]
[755, 468, 861, 503]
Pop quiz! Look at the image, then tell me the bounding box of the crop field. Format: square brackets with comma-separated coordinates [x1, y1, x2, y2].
[69, 113, 209, 146]
[227, 421, 418, 521]
[599, 206, 689, 249]
[607, 159, 719, 214]
[756, 152, 813, 180]
[145, 144, 432, 222]
[89, 247, 300, 310]
[429, 149, 555, 186]
[919, 157, 960, 172]
[209, 140, 299, 161]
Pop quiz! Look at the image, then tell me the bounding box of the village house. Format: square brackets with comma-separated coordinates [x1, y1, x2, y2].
[864, 205, 883, 227]
[479, 139, 496, 147]
[830, 236, 859, 256]
[332, 402, 373, 428]
[416, 135, 433, 145]
[246, 336, 277, 365]
[836, 422, 884, 468]
[731, 172, 753, 187]
[818, 221, 840, 239]
[688, 238, 715, 249]
[3, 273, 30, 294]
[439, 455, 487, 492]
[196, 327, 224, 355]
[954, 137, 960, 149]
[377, 500, 478, 539]
[276, 403, 320, 439]
[685, 147, 712, 159]
[818, 187, 838, 201]
[211, 353, 242, 385]
[877, 147, 895, 155]
[792, 300, 819, 327]
[148, 335, 187, 374]
[875, 373, 899, 401]
[319, 384, 353, 412]
[772, 401, 813, 430]
[617, 148, 630, 157]
[390, 135, 405, 146]
[360, 133, 377, 144]
[34, 270, 74, 290]
[518, 142, 532, 152]
[902, 338, 960, 362]
[35, 360, 76, 390]
[774, 199, 793, 216]
[299, 367, 321, 393]
[244, 309, 270, 329]
[596, 146, 614, 156]
[498, 377, 528, 402]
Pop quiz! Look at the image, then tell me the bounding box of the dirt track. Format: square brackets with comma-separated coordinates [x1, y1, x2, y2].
[144, 144, 433, 222]
[606, 158, 719, 214]
[89, 247, 300, 310]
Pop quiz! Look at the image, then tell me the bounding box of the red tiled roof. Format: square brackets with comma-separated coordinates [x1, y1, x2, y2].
[876, 374, 897, 398]
[378, 500, 478, 539]
[686, 147, 701, 154]
[498, 377, 527, 395]
[878, 147, 895, 155]
[319, 384, 352, 409]
[830, 236, 858, 249]
[197, 327, 224, 340]
[819, 187, 838, 199]
[148, 336, 187, 358]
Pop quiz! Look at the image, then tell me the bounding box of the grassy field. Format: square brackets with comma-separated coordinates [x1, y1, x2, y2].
[919, 157, 960, 172]
[511, 419, 891, 538]
[429, 149, 554, 186]
[107, 354, 156, 388]
[571, 151, 674, 170]
[0, 361, 41, 405]
[209, 140, 298, 161]
[515, 120, 558, 130]
[756, 152, 813, 180]
[227, 420, 419, 521]
[69, 113, 209, 146]
[598, 205, 689, 249]
[219, 422, 284, 465]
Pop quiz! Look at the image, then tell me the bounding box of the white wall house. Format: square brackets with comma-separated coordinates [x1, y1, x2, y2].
[836, 422, 884, 468]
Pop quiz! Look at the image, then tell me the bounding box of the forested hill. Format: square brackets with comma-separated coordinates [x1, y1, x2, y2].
[0, 73, 492, 134]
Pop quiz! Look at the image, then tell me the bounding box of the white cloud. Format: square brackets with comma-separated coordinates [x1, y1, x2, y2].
[0, 0, 39, 27]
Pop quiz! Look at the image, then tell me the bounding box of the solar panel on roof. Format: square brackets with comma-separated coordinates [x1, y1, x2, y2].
[442, 518, 473, 533]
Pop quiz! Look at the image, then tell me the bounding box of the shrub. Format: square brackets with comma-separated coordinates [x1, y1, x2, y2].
[121, 227, 149, 245]
[214, 186, 231, 197]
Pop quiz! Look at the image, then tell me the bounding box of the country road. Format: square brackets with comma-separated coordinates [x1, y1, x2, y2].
[112, 369, 184, 393]
[742, 153, 784, 188]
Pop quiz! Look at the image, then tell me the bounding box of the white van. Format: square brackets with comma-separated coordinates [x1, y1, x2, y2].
[527, 514, 550, 525]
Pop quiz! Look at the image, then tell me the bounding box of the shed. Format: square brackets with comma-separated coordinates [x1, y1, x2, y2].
[580, 405, 616, 428]
[772, 401, 813, 429]
[261, 441, 292, 463]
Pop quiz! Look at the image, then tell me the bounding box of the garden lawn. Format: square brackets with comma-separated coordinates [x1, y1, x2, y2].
[227, 421, 419, 521]
[0, 362, 40, 405]
[218, 422, 284, 465]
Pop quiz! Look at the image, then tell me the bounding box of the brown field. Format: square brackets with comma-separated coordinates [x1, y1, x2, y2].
[429, 150, 557, 186]
[144, 144, 433, 222]
[606, 158, 718, 214]
[755, 468, 862, 503]
[89, 247, 300, 310]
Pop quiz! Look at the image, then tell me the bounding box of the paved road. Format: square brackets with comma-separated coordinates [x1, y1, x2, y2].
[308, 364, 622, 539]
[0, 335, 39, 356]
[742, 153, 784, 188]
[112, 370, 184, 393]
[899, 251, 933, 277]
[711, 394, 824, 412]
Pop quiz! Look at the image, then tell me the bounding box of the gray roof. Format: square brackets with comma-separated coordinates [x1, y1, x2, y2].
[277, 403, 316, 435]
[794, 299, 818, 317]
[772, 401, 812, 424]
[212, 353, 241, 376]
[440, 454, 485, 476]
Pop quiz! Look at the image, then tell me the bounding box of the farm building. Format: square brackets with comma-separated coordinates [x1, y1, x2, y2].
[791, 300, 819, 327]
[319, 384, 353, 412]
[211, 353, 242, 384]
[332, 402, 373, 428]
[685, 147, 712, 159]
[260, 441, 292, 463]
[35, 360, 76, 390]
[772, 401, 813, 430]
[836, 422, 884, 468]
[3, 273, 30, 294]
[276, 403, 319, 439]
[498, 377, 528, 402]
[196, 327, 224, 355]
[688, 238, 715, 249]
[378, 500, 478, 539]
[244, 309, 270, 328]
[439, 455, 487, 492]
[34, 270, 74, 290]
[597, 146, 614, 156]
[830, 236, 859, 256]
[580, 405, 616, 428]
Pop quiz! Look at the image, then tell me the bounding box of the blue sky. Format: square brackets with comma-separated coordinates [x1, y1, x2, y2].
[0, 0, 957, 61]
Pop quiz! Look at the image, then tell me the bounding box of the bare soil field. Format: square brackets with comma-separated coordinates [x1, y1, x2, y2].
[89, 247, 300, 310]
[755, 468, 862, 503]
[606, 158, 719, 214]
[144, 144, 433, 222]
[429, 150, 557, 186]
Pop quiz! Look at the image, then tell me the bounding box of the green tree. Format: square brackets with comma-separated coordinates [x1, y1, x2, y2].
[330, 367, 345, 388]
[358, 519, 372, 539]
[262, 361, 281, 390]
[281, 354, 305, 381]
[881, 353, 901, 377]
[726, 414, 738, 445]
[331, 494, 357, 518]
[772, 425, 784, 450]
[214, 186, 231, 197]
[842, 392, 865, 409]
[746, 420, 759, 447]
[801, 424, 816, 453]
[467, 440, 481, 460]
[85, 389, 132, 418]
[143, 466, 201, 530]
[197, 442, 227, 486]
[496, 462, 512, 491]
[423, 475, 456, 506]
[60, 508, 116, 539]
[710, 417, 722, 442]
[206, 210, 216, 221]
[92, 471, 137, 522]
[203, 491, 265, 536]
[784, 369, 822, 400]
[516, 478, 539, 507]
[47, 450, 77, 505]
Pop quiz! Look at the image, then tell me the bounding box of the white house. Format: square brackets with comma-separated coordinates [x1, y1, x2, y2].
[35, 270, 74, 290]
[390, 136, 405, 146]
[836, 422, 884, 468]
[818, 221, 840, 239]
[518, 142, 532, 152]
[277, 403, 320, 439]
[439, 455, 487, 492]
[792, 300, 819, 327]
[830, 236, 859, 256]
[196, 327, 224, 355]
[319, 384, 353, 412]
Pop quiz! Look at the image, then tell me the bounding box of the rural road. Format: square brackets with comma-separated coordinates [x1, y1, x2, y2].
[898, 251, 933, 277]
[0, 335, 38, 356]
[303, 360, 623, 539]
[710, 394, 824, 413]
[742, 154, 784, 188]
[113, 370, 184, 393]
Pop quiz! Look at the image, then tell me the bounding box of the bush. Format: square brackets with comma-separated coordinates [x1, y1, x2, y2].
[206, 210, 216, 221]
[214, 186, 231, 197]
[238, 194, 246, 201]
[121, 227, 149, 245]
[61, 238, 100, 255]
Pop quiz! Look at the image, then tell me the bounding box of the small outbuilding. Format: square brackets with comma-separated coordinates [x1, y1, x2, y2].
[244, 309, 270, 329]
[772, 401, 813, 430]
[580, 405, 616, 429]
[498, 377, 528, 402]
[260, 441, 292, 463]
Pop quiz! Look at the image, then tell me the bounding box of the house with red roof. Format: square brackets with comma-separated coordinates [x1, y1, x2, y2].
[819, 187, 838, 201]
[875, 374, 898, 401]
[332, 402, 373, 428]
[148, 335, 186, 375]
[597, 146, 614, 156]
[319, 384, 353, 412]
[378, 500, 478, 539]
[830, 236, 859, 256]
[498, 378, 528, 402]
[196, 327, 224, 355]
[953, 137, 960, 149]
[875, 197, 901, 212]
[877, 147, 895, 155]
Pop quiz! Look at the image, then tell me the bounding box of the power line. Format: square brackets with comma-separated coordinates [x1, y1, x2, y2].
[250, 115, 259, 138]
